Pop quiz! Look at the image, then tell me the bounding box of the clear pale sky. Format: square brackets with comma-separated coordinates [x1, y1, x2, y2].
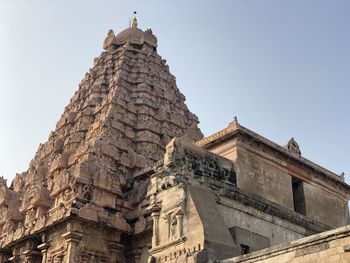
[1, 0, 349, 184]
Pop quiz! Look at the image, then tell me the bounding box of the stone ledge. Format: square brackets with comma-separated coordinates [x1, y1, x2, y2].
[223, 224, 350, 262]
[218, 186, 330, 234]
[197, 122, 349, 195]
[149, 236, 186, 254]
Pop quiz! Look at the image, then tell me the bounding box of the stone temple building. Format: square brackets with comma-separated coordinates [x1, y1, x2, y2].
[1, 17, 350, 263]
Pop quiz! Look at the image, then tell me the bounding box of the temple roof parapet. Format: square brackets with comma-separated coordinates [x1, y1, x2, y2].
[196, 120, 349, 193]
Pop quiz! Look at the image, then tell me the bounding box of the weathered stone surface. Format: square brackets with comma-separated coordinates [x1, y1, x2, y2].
[0, 24, 202, 262]
[140, 138, 343, 262]
[198, 120, 350, 229]
[1, 21, 349, 263]
[223, 225, 350, 263]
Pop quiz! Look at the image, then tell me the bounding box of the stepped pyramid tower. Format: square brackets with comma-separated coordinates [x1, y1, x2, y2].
[1, 16, 350, 263]
[0, 18, 203, 262]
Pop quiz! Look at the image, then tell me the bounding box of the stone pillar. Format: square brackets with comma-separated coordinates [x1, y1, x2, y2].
[108, 241, 123, 263]
[37, 243, 50, 263]
[151, 211, 160, 247]
[148, 203, 161, 248]
[175, 211, 183, 238]
[62, 231, 83, 262]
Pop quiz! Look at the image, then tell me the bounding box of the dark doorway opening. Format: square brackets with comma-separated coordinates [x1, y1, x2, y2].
[240, 244, 250, 255]
[292, 177, 306, 215]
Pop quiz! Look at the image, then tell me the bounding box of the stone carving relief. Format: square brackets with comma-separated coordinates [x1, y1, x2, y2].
[0, 24, 203, 260]
[47, 250, 65, 263]
[51, 171, 71, 197]
[286, 137, 301, 156]
[21, 185, 52, 212]
[160, 199, 185, 244]
[149, 174, 178, 197]
[148, 184, 186, 252]
[81, 184, 94, 202]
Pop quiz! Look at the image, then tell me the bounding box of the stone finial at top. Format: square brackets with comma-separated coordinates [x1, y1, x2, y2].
[340, 172, 345, 181]
[285, 137, 301, 156]
[130, 11, 138, 28]
[228, 115, 239, 127]
[103, 13, 157, 50]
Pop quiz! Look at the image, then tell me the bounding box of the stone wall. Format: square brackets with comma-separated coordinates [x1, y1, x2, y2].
[234, 147, 294, 210]
[218, 198, 305, 247]
[2, 23, 350, 263]
[200, 121, 349, 229]
[303, 183, 348, 227]
[147, 138, 238, 262]
[206, 133, 295, 210]
[223, 224, 350, 263]
[145, 138, 331, 262]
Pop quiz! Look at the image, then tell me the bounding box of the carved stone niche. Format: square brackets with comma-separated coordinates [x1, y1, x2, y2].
[161, 207, 184, 243]
[147, 178, 187, 254]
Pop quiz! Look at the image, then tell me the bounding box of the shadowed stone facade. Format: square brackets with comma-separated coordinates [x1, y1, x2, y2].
[0, 20, 349, 263]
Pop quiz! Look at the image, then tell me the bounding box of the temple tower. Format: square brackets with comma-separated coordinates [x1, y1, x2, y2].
[0, 20, 202, 263]
[2, 17, 349, 263]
